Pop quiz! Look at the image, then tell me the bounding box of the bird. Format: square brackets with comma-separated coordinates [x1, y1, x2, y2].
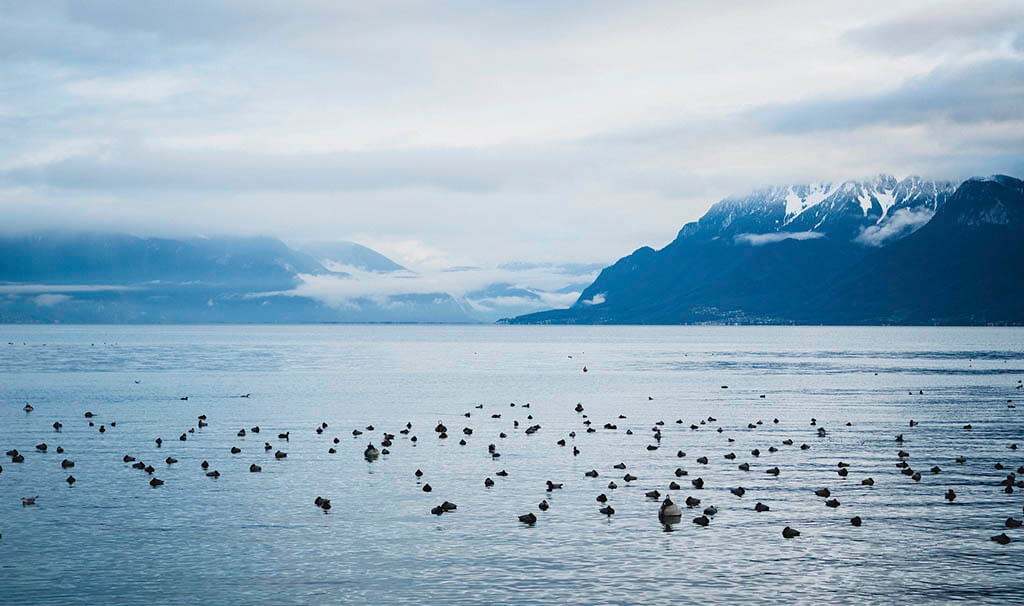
[519, 513, 537, 524]
[850, 516, 862, 526]
[364, 444, 379, 459]
[944, 489, 956, 502]
[692, 515, 710, 526]
[755, 502, 770, 512]
[782, 526, 800, 538]
[539, 500, 549, 511]
[21, 496, 38, 506]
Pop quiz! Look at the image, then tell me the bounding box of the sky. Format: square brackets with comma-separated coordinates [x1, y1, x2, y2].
[1, 0, 1022, 272]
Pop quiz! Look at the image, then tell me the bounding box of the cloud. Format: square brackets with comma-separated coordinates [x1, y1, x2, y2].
[249, 262, 599, 316]
[843, 1, 1024, 57]
[582, 293, 606, 305]
[0, 1, 1022, 268]
[855, 208, 935, 246]
[0, 284, 138, 294]
[734, 231, 824, 246]
[33, 294, 71, 306]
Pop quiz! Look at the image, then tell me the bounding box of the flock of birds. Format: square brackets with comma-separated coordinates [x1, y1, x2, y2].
[4, 374, 1023, 547]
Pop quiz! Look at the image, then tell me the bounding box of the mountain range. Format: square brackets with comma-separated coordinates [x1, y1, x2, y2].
[0, 232, 595, 323]
[508, 174, 1024, 325]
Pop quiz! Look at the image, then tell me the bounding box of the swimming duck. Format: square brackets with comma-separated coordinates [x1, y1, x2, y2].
[519, 512, 537, 524]
[61, 459, 74, 468]
[250, 464, 262, 472]
[150, 478, 164, 487]
[692, 477, 704, 489]
[850, 516, 862, 526]
[825, 498, 841, 508]
[991, 533, 1011, 545]
[862, 478, 874, 486]
[755, 502, 769, 512]
[730, 487, 746, 497]
[782, 526, 800, 539]
[815, 488, 831, 497]
[538, 500, 549, 511]
[685, 496, 701, 508]
[275, 450, 287, 459]
[66, 475, 76, 485]
[692, 515, 710, 526]
[363, 444, 379, 459]
[599, 505, 615, 516]
[21, 496, 37, 506]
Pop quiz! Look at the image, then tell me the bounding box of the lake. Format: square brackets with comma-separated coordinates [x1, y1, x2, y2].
[1, 325, 1022, 604]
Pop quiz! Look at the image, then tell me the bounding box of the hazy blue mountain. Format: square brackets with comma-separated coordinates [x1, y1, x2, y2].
[296, 241, 406, 272]
[0, 232, 475, 323]
[507, 175, 1022, 325]
[0, 232, 330, 289]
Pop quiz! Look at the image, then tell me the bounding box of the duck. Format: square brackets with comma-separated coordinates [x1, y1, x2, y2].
[275, 450, 288, 459]
[165, 457, 178, 464]
[991, 533, 1011, 545]
[484, 477, 494, 487]
[692, 515, 710, 526]
[825, 498, 841, 508]
[755, 502, 769, 512]
[206, 470, 220, 478]
[61, 459, 74, 468]
[850, 516, 862, 526]
[21, 496, 38, 506]
[685, 496, 701, 508]
[814, 488, 831, 497]
[782, 526, 800, 539]
[599, 505, 615, 516]
[231, 446, 241, 454]
[674, 468, 687, 477]
[538, 500, 549, 511]
[766, 466, 780, 476]
[730, 487, 746, 497]
[422, 484, 432, 493]
[944, 489, 956, 502]
[691, 477, 704, 489]
[150, 478, 164, 487]
[250, 464, 262, 472]
[66, 475, 76, 485]
[646, 490, 661, 499]
[1005, 517, 1022, 529]
[363, 444, 379, 459]
[519, 512, 537, 524]
[862, 477, 874, 486]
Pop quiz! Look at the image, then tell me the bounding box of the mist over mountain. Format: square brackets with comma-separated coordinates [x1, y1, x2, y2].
[0, 232, 594, 323]
[508, 175, 1024, 325]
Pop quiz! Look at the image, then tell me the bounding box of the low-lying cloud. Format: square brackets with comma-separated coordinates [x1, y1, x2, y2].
[250, 262, 599, 318]
[855, 208, 936, 246]
[734, 231, 824, 246]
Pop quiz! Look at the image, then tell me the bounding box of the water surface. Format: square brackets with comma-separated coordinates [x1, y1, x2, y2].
[1, 326, 1022, 604]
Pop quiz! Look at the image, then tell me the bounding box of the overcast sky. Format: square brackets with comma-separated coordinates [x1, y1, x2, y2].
[1, 0, 1022, 269]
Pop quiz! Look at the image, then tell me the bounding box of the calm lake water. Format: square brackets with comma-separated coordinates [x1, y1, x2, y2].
[1, 325, 1022, 605]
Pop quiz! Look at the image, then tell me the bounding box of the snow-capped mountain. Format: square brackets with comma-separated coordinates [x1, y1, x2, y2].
[509, 174, 1024, 325]
[680, 175, 955, 244]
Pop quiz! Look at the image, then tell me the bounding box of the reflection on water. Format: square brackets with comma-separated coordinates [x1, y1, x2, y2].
[0, 325, 1022, 605]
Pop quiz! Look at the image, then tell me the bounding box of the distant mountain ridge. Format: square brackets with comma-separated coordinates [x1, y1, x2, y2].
[0, 232, 595, 323]
[507, 175, 1024, 325]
